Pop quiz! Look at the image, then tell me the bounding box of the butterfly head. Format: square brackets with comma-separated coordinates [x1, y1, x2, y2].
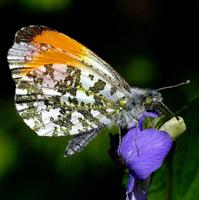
[143, 90, 162, 109]
[129, 88, 163, 113]
[122, 88, 163, 128]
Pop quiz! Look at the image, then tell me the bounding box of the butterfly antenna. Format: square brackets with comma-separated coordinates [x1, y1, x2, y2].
[156, 80, 190, 91]
[160, 101, 179, 120]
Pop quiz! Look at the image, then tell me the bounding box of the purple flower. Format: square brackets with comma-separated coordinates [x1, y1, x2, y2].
[119, 112, 173, 200]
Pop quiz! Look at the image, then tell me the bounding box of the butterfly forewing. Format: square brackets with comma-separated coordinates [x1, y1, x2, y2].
[8, 25, 131, 137]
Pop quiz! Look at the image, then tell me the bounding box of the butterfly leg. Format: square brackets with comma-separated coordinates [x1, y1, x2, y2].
[64, 128, 102, 157]
[117, 127, 122, 156]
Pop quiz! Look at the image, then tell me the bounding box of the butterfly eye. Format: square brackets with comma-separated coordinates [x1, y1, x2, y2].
[145, 96, 152, 104]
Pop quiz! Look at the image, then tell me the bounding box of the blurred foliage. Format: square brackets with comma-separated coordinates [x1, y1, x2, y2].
[0, 133, 17, 177]
[16, 0, 71, 12]
[123, 56, 158, 86]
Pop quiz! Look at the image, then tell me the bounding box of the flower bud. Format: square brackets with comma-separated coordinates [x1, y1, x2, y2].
[159, 117, 186, 139]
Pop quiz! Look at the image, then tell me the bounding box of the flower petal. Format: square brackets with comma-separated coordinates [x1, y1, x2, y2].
[127, 174, 135, 194]
[126, 176, 148, 200]
[138, 112, 159, 130]
[120, 128, 172, 179]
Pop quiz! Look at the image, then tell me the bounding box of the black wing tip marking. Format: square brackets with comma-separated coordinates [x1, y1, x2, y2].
[15, 25, 54, 43]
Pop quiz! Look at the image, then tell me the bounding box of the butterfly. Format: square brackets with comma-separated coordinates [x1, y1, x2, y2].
[7, 25, 163, 156]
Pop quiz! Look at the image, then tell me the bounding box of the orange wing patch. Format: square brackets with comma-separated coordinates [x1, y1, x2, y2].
[13, 26, 89, 75]
[32, 29, 88, 55]
[24, 47, 85, 75]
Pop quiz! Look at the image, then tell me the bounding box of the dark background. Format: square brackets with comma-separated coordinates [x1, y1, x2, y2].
[0, 0, 198, 199]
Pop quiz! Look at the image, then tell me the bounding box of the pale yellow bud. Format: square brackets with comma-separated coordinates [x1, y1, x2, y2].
[159, 117, 186, 140]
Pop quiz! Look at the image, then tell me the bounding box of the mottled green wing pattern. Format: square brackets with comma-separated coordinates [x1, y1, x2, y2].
[13, 64, 128, 136]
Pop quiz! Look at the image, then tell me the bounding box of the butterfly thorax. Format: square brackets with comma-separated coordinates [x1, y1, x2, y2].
[119, 88, 162, 128]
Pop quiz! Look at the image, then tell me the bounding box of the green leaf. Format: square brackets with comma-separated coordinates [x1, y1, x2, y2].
[172, 97, 199, 200]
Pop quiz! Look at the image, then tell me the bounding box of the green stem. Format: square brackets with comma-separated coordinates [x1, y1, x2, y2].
[165, 143, 176, 200]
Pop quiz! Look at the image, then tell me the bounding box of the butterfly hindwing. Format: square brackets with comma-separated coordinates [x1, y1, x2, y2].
[8, 25, 131, 137]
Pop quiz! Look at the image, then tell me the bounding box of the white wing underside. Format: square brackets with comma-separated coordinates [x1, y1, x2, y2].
[8, 26, 132, 137]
